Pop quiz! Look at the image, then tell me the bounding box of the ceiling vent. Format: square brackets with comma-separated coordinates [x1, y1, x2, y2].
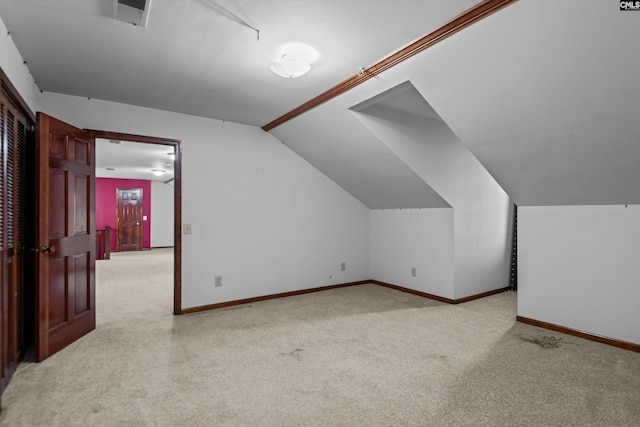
[113, 0, 152, 27]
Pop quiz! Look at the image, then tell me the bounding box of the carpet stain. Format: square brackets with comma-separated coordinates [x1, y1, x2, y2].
[519, 335, 567, 349]
[425, 353, 450, 364]
[228, 322, 259, 330]
[280, 348, 304, 361]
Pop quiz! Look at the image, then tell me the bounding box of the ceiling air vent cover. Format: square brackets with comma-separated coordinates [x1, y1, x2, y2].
[113, 0, 152, 27]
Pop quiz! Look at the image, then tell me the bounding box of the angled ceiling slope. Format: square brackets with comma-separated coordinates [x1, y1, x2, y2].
[272, 115, 451, 209]
[407, 0, 640, 206]
[270, 81, 452, 210]
[267, 0, 640, 208]
[266, 1, 521, 211]
[0, 0, 478, 126]
[352, 81, 509, 210]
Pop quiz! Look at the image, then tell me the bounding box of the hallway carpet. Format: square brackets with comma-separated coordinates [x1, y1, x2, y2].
[1, 248, 639, 426]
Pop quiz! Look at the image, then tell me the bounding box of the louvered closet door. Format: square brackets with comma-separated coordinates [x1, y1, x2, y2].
[0, 96, 5, 392]
[0, 89, 28, 392]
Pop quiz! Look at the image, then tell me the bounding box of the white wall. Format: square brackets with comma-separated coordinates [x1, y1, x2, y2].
[370, 209, 455, 299]
[38, 92, 371, 309]
[0, 15, 40, 110]
[354, 106, 512, 299]
[150, 180, 174, 248]
[519, 205, 640, 345]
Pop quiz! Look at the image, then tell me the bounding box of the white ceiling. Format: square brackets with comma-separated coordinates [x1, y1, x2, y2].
[0, 0, 477, 127]
[2, 0, 639, 207]
[420, 0, 640, 206]
[272, 0, 640, 207]
[96, 138, 175, 183]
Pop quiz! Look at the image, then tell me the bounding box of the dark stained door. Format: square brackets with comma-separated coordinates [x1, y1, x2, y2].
[116, 188, 143, 252]
[0, 86, 30, 390]
[35, 113, 95, 362]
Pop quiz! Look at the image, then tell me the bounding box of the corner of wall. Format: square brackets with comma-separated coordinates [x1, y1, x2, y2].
[518, 204, 640, 345]
[0, 14, 40, 112]
[370, 208, 455, 300]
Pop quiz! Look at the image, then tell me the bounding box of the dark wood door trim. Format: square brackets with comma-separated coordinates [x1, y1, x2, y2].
[262, 0, 518, 132]
[87, 130, 183, 315]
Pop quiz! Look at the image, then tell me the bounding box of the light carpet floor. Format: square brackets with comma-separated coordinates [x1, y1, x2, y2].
[1, 248, 639, 426]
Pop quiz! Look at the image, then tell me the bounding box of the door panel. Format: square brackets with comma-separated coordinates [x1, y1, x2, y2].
[49, 170, 66, 237]
[75, 176, 88, 234]
[35, 113, 95, 362]
[74, 254, 89, 314]
[48, 257, 66, 329]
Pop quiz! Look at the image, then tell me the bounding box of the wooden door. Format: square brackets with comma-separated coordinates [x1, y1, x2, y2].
[0, 86, 30, 390]
[35, 113, 95, 362]
[116, 188, 143, 251]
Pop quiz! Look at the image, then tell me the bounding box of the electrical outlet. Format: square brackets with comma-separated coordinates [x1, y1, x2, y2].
[411, 267, 417, 277]
[214, 276, 222, 287]
[183, 223, 192, 234]
[341, 261, 346, 271]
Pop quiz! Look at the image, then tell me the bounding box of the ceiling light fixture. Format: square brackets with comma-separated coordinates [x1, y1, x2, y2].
[270, 43, 318, 79]
[151, 169, 165, 176]
[167, 152, 175, 160]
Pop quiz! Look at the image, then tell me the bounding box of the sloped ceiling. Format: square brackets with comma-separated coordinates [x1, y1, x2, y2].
[269, 92, 451, 209]
[422, 0, 640, 206]
[0, 0, 476, 126]
[2, 1, 639, 208]
[272, 0, 640, 207]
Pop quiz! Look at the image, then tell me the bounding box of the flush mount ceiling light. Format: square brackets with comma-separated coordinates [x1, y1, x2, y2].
[167, 152, 175, 160]
[151, 169, 165, 176]
[270, 43, 319, 79]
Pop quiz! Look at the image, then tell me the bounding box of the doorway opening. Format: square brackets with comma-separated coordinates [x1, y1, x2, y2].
[92, 131, 182, 315]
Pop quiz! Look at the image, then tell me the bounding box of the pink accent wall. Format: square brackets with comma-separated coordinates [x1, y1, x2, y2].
[96, 178, 152, 251]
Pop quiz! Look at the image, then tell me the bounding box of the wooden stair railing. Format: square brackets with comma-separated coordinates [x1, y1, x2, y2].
[96, 226, 111, 260]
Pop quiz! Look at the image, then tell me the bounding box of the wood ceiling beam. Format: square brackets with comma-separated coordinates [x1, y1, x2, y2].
[262, 0, 518, 132]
